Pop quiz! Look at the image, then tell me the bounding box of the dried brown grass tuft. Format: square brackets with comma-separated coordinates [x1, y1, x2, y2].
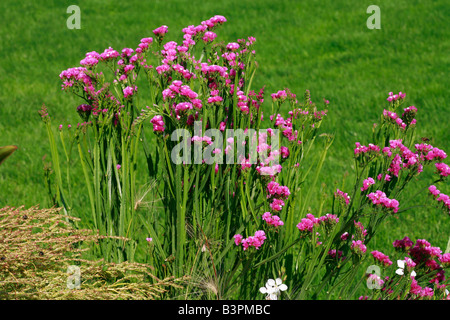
[0, 206, 188, 300]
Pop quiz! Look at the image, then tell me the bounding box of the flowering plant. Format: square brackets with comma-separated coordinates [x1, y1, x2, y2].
[40, 16, 449, 299]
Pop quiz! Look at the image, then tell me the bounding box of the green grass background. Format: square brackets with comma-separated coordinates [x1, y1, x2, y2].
[0, 0, 449, 274]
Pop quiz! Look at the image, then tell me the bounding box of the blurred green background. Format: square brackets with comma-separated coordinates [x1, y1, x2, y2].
[0, 0, 449, 255]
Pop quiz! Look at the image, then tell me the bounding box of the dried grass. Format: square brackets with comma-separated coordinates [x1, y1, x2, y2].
[0, 206, 188, 300]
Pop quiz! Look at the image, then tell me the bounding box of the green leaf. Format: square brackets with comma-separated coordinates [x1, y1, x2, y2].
[0, 145, 17, 166]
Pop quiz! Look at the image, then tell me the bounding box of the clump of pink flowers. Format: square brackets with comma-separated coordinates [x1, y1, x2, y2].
[150, 115, 165, 133]
[266, 181, 290, 212]
[371, 250, 393, 267]
[367, 190, 400, 213]
[296, 213, 339, 234]
[262, 212, 284, 227]
[428, 185, 450, 215]
[435, 162, 450, 177]
[234, 231, 266, 251]
[386, 91, 406, 102]
[335, 188, 350, 205]
[361, 177, 375, 192]
[351, 240, 367, 255]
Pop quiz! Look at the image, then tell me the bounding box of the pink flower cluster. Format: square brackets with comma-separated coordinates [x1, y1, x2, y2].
[354, 142, 380, 156]
[99, 47, 120, 61]
[371, 250, 393, 267]
[435, 162, 450, 177]
[59, 67, 91, 89]
[182, 15, 227, 50]
[351, 240, 367, 255]
[233, 230, 266, 251]
[415, 143, 447, 162]
[297, 214, 318, 232]
[266, 181, 290, 199]
[123, 85, 137, 99]
[328, 249, 345, 261]
[393, 236, 414, 252]
[271, 90, 287, 101]
[383, 109, 409, 130]
[266, 181, 290, 212]
[439, 253, 450, 267]
[393, 237, 447, 288]
[367, 190, 400, 213]
[386, 91, 406, 102]
[335, 188, 350, 205]
[262, 212, 284, 227]
[361, 177, 375, 191]
[428, 185, 450, 214]
[388, 139, 422, 173]
[150, 115, 165, 132]
[153, 25, 168, 36]
[270, 113, 300, 142]
[296, 213, 339, 233]
[80, 51, 100, 67]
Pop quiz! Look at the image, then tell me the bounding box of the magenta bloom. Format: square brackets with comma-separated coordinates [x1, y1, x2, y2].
[123, 85, 137, 99]
[351, 240, 367, 255]
[150, 115, 165, 132]
[367, 190, 400, 213]
[371, 250, 393, 267]
[296, 214, 319, 232]
[100, 47, 119, 61]
[233, 234, 243, 246]
[439, 253, 450, 267]
[361, 177, 375, 191]
[435, 162, 450, 177]
[202, 31, 217, 42]
[335, 189, 350, 205]
[393, 236, 414, 251]
[429, 185, 440, 197]
[237, 231, 266, 251]
[262, 212, 284, 227]
[153, 25, 168, 35]
[226, 42, 240, 51]
[270, 198, 285, 212]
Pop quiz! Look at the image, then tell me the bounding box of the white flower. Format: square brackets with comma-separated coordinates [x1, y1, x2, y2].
[259, 278, 288, 300]
[395, 259, 416, 277]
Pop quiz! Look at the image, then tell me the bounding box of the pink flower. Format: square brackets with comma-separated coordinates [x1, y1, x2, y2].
[296, 214, 321, 233]
[270, 198, 285, 212]
[439, 253, 450, 267]
[351, 240, 367, 255]
[280, 146, 290, 159]
[150, 115, 165, 132]
[100, 47, 119, 61]
[367, 190, 400, 213]
[153, 25, 168, 35]
[237, 231, 266, 251]
[371, 250, 393, 267]
[123, 85, 137, 98]
[262, 212, 284, 227]
[361, 177, 375, 191]
[429, 185, 440, 197]
[335, 189, 350, 205]
[435, 163, 450, 177]
[202, 31, 217, 42]
[234, 234, 243, 246]
[226, 42, 240, 51]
